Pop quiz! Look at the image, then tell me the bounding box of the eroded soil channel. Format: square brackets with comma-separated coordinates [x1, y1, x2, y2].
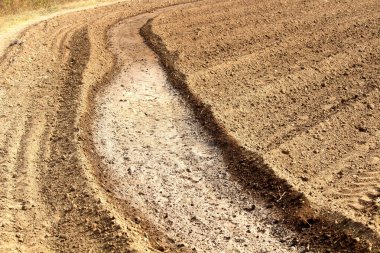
[94, 10, 296, 253]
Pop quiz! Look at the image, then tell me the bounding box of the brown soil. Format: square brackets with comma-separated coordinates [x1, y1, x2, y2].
[142, 0, 380, 251]
[0, 1, 196, 252]
[94, 10, 298, 252]
[0, 0, 379, 252]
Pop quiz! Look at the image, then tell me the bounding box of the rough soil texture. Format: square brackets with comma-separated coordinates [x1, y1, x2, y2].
[0, 0, 124, 57]
[143, 0, 380, 250]
[94, 10, 298, 253]
[0, 1, 196, 252]
[0, 0, 379, 252]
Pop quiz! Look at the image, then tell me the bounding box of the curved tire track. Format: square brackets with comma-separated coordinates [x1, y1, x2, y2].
[94, 11, 296, 253]
[0, 0, 379, 252]
[0, 1, 196, 252]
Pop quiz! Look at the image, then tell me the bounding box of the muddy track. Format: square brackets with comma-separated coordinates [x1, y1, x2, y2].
[0, 0, 379, 252]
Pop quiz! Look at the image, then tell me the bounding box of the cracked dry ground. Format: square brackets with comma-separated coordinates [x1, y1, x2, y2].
[0, 0, 379, 252]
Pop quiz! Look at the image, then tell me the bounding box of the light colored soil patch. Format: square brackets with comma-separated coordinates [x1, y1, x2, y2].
[94, 11, 296, 253]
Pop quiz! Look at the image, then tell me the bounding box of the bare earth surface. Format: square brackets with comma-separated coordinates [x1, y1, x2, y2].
[148, 0, 380, 242]
[0, 1, 195, 252]
[0, 0, 124, 56]
[0, 0, 379, 252]
[94, 11, 296, 252]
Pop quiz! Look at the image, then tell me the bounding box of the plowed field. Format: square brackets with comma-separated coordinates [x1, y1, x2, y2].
[145, 0, 380, 248]
[0, 0, 379, 252]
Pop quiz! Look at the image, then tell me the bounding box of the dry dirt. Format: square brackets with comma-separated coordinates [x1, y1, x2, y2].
[146, 0, 380, 248]
[0, 1, 195, 252]
[0, 0, 125, 57]
[0, 0, 379, 252]
[94, 10, 297, 252]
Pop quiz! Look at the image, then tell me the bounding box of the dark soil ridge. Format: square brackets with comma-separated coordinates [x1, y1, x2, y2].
[41, 19, 189, 252]
[52, 22, 192, 252]
[45, 27, 135, 252]
[140, 18, 380, 253]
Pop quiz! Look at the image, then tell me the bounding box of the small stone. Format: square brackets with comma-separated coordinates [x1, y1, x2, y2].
[356, 125, 367, 132]
[16, 233, 24, 242]
[156, 245, 165, 252]
[243, 204, 256, 212]
[21, 204, 27, 211]
[367, 103, 375, 110]
[235, 238, 245, 243]
[134, 216, 141, 224]
[177, 242, 188, 248]
[9, 39, 23, 47]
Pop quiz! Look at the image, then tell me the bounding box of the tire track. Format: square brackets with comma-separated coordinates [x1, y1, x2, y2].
[0, 120, 27, 252]
[0, 0, 379, 252]
[94, 11, 296, 253]
[12, 113, 51, 252]
[0, 1, 197, 251]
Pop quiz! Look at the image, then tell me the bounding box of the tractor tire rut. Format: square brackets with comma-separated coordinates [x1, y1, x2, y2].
[94, 11, 295, 253]
[0, 0, 378, 252]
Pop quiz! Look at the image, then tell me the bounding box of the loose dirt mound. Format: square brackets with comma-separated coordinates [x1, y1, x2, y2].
[144, 0, 380, 249]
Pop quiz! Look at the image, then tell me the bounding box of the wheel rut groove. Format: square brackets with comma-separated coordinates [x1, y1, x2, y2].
[0, 0, 379, 252]
[94, 10, 296, 253]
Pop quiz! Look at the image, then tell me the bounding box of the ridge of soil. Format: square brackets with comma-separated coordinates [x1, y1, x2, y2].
[140, 15, 380, 253]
